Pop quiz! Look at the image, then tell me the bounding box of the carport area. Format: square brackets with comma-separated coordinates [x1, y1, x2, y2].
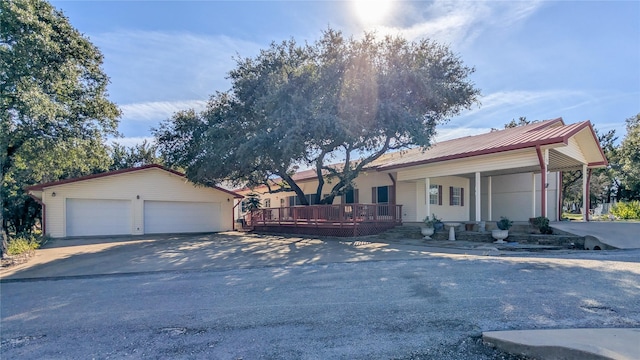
[552, 221, 640, 249]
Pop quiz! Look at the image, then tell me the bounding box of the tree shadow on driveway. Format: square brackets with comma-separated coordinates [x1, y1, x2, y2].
[0, 232, 437, 281]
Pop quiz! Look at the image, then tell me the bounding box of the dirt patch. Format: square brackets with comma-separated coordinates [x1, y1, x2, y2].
[1, 250, 35, 268]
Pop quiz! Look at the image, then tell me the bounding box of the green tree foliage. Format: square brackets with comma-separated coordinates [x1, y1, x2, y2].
[3, 138, 111, 235]
[155, 29, 480, 205]
[1, 0, 120, 251]
[617, 114, 640, 200]
[109, 140, 161, 171]
[504, 116, 536, 128]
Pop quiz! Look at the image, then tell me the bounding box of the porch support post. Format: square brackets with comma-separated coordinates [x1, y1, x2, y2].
[556, 172, 562, 221]
[536, 146, 548, 218]
[425, 177, 431, 220]
[487, 176, 492, 221]
[475, 172, 481, 221]
[583, 164, 591, 221]
[532, 173, 536, 217]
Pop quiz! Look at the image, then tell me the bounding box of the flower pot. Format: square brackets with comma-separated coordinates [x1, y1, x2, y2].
[421, 227, 435, 239]
[492, 229, 509, 243]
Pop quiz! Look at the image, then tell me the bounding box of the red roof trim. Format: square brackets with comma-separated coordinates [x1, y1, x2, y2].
[26, 164, 243, 198]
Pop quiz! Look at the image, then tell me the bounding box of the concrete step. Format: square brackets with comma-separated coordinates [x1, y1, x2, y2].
[379, 225, 585, 249]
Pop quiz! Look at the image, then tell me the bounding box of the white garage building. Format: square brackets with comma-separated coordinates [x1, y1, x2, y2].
[27, 165, 242, 238]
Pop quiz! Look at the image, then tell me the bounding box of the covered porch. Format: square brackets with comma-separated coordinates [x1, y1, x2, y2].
[384, 121, 607, 224]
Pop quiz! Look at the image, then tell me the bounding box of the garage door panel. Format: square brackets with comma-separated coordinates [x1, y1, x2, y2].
[144, 201, 220, 234]
[66, 199, 131, 237]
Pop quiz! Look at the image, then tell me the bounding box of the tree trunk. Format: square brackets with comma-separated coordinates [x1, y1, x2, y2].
[0, 151, 9, 257]
[280, 172, 309, 206]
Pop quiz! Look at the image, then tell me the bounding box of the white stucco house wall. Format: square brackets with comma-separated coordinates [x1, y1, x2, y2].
[27, 165, 243, 238]
[236, 118, 607, 224]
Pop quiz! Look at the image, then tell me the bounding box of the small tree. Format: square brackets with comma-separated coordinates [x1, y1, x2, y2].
[244, 193, 261, 212]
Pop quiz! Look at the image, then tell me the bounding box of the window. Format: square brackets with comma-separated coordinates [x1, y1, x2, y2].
[264, 199, 271, 208]
[372, 186, 394, 216]
[372, 186, 390, 203]
[449, 186, 464, 206]
[429, 185, 442, 205]
[343, 189, 358, 204]
[288, 194, 318, 206]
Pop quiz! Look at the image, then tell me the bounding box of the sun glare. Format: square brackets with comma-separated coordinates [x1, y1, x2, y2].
[353, 0, 394, 26]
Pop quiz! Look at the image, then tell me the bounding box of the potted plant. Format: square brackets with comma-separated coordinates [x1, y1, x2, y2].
[492, 216, 513, 243]
[421, 214, 442, 239]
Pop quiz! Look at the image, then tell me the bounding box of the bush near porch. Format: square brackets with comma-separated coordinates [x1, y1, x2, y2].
[611, 201, 640, 220]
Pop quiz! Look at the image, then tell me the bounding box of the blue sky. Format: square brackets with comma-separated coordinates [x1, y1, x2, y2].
[51, 0, 640, 146]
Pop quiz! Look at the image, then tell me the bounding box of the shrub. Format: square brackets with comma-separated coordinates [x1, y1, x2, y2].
[610, 201, 640, 220]
[496, 216, 513, 230]
[530, 216, 553, 234]
[5, 233, 41, 256]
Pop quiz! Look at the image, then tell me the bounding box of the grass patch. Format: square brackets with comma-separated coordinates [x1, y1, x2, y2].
[562, 212, 583, 221]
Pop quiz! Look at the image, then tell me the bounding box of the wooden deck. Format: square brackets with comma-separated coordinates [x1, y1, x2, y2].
[244, 203, 403, 237]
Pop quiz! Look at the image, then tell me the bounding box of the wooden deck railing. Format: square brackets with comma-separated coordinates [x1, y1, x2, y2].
[246, 203, 403, 228]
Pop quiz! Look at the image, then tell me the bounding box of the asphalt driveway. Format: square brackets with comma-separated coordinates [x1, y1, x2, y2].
[1, 232, 461, 280]
[2, 232, 639, 359]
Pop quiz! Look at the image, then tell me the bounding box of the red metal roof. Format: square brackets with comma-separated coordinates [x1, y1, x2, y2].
[235, 118, 607, 193]
[26, 164, 244, 198]
[376, 118, 606, 170]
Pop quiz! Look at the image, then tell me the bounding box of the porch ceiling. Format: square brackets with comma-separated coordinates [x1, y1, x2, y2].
[548, 149, 586, 172]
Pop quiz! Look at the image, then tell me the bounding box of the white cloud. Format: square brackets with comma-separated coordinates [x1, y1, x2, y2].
[119, 100, 208, 122]
[373, 0, 545, 47]
[106, 136, 155, 148]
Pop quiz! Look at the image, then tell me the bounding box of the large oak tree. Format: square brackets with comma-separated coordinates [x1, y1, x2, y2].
[1, 0, 120, 251]
[155, 29, 480, 205]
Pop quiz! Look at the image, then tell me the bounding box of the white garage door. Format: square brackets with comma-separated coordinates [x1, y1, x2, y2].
[144, 201, 221, 234]
[66, 199, 132, 237]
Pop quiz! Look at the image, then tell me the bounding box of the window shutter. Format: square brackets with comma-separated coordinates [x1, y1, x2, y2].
[389, 186, 396, 204]
[461, 188, 464, 206]
[372, 187, 377, 203]
[438, 185, 443, 205]
[354, 189, 359, 203]
[449, 186, 454, 206]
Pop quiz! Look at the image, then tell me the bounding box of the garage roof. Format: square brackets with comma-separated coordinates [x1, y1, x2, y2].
[26, 164, 244, 198]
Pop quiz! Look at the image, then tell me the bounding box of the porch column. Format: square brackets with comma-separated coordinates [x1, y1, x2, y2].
[531, 173, 536, 217]
[535, 146, 549, 218]
[487, 176, 492, 221]
[475, 172, 481, 221]
[556, 172, 562, 221]
[425, 177, 431, 220]
[541, 149, 549, 218]
[582, 164, 590, 221]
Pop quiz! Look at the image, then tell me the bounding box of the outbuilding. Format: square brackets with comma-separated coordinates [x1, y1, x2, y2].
[27, 165, 242, 238]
